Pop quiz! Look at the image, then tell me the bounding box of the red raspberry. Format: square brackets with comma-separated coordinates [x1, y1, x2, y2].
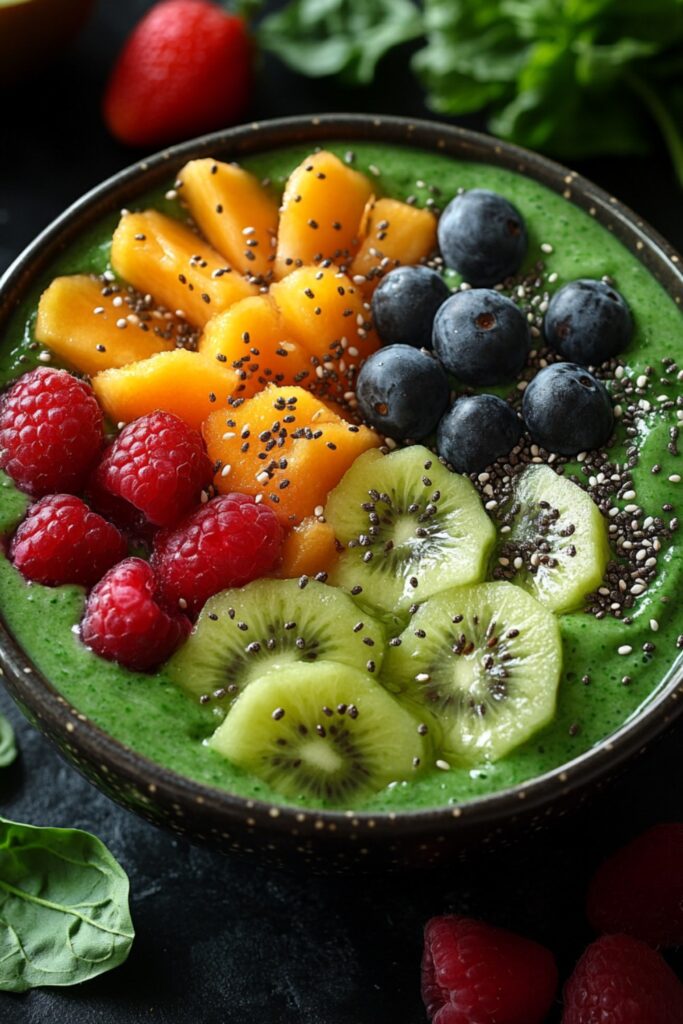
[10, 495, 128, 587]
[562, 934, 683, 1023]
[87, 455, 156, 545]
[586, 823, 683, 947]
[81, 557, 191, 671]
[152, 493, 283, 616]
[96, 411, 212, 528]
[422, 916, 558, 1024]
[0, 367, 104, 497]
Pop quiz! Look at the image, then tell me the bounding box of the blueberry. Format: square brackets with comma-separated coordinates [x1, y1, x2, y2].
[371, 266, 450, 349]
[438, 189, 527, 286]
[355, 344, 450, 440]
[522, 362, 613, 455]
[432, 289, 530, 386]
[544, 278, 633, 366]
[437, 395, 522, 474]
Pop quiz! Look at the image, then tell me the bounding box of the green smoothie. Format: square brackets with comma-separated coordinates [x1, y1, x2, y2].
[0, 140, 681, 812]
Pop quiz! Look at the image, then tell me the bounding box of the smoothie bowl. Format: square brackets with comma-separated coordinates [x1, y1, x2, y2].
[0, 115, 682, 870]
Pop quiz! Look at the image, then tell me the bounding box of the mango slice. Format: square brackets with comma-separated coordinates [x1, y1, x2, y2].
[177, 158, 279, 279]
[270, 265, 378, 399]
[203, 384, 380, 526]
[199, 295, 313, 397]
[274, 151, 373, 279]
[350, 198, 438, 293]
[111, 210, 256, 328]
[35, 274, 176, 376]
[93, 349, 240, 430]
[274, 516, 340, 579]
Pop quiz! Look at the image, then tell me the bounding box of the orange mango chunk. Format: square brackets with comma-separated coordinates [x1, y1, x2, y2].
[177, 158, 279, 278]
[274, 151, 373, 279]
[199, 295, 313, 398]
[274, 516, 339, 579]
[350, 198, 438, 294]
[270, 266, 378, 398]
[111, 210, 256, 328]
[203, 384, 380, 526]
[93, 349, 240, 431]
[35, 274, 175, 376]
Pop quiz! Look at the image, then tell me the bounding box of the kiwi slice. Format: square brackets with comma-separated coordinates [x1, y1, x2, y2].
[325, 446, 495, 615]
[498, 465, 610, 613]
[209, 661, 426, 803]
[167, 578, 386, 706]
[382, 581, 562, 764]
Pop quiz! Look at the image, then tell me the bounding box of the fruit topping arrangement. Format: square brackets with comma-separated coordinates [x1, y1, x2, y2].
[0, 148, 677, 807]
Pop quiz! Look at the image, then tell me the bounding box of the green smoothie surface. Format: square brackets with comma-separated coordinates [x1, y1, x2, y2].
[0, 140, 682, 813]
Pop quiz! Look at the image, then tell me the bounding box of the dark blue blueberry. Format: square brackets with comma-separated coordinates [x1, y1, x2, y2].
[544, 278, 633, 366]
[371, 266, 450, 349]
[437, 189, 528, 286]
[355, 344, 450, 440]
[437, 395, 523, 474]
[432, 289, 530, 386]
[522, 362, 613, 455]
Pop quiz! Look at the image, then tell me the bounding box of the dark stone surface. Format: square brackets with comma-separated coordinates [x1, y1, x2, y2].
[1, 2, 682, 1021]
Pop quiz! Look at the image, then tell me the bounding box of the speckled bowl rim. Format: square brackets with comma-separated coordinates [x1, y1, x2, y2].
[1, 113, 682, 843]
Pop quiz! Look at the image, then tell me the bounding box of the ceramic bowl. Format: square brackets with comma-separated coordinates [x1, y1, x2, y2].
[1, 114, 682, 871]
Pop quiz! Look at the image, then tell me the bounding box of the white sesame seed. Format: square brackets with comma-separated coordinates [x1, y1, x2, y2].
[622, 490, 636, 500]
[650, 619, 659, 632]
[435, 759, 451, 771]
[513, 556, 523, 570]
[178, 598, 188, 610]
[37, 351, 52, 362]
[254, 493, 263, 504]
[547, 272, 558, 283]
[102, 270, 116, 282]
[165, 189, 178, 200]
[540, 242, 554, 254]
[93, 306, 105, 315]
[485, 500, 498, 511]
[630, 584, 645, 595]
[222, 432, 235, 440]
[618, 645, 633, 655]
[255, 471, 269, 484]
[639, 399, 651, 412]
[200, 490, 209, 504]
[636, 374, 648, 388]
[221, 464, 232, 478]
[314, 505, 324, 517]
[416, 673, 430, 682]
[669, 474, 681, 483]
[615, 365, 625, 379]
[116, 318, 127, 329]
[614, 405, 623, 418]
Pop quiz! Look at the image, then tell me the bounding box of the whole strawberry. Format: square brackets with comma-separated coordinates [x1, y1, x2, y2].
[587, 823, 683, 947]
[562, 934, 683, 1023]
[422, 915, 558, 1024]
[103, 0, 251, 148]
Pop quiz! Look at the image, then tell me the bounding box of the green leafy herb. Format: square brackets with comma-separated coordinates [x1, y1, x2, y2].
[257, 0, 683, 184]
[258, 0, 423, 84]
[0, 715, 16, 768]
[0, 818, 134, 992]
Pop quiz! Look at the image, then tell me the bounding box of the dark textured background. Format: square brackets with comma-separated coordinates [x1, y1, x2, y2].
[1, 3, 682, 1022]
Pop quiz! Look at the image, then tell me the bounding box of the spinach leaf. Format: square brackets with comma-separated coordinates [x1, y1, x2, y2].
[258, 0, 423, 84]
[0, 715, 16, 768]
[0, 818, 134, 992]
[414, 0, 683, 183]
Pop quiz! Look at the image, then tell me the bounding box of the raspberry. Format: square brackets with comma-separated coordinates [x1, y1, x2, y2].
[81, 557, 191, 671]
[586, 823, 683, 947]
[10, 495, 128, 587]
[87, 455, 156, 544]
[422, 916, 558, 1024]
[562, 934, 683, 1023]
[0, 367, 104, 497]
[152, 493, 283, 616]
[96, 411, 212, 528]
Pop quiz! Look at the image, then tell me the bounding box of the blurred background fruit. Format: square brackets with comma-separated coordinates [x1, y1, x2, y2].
[0, 0, 94, 85]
